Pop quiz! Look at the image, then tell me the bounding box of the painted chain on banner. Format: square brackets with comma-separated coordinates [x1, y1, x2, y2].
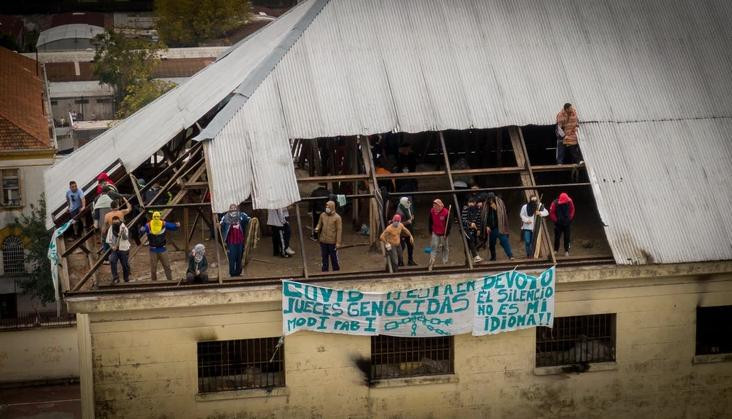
[282, 266, 555, 337]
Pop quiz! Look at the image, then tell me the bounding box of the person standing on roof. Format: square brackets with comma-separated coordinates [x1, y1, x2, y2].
[106, 215, 131, 284]
[139, 211, 179, 281]
[482, 192, 514, 261]
[428, 198, 451, 270]
[66, 181, 85, 239]
[396, 196, 417, 266]
[310, 183, 333, 240]
[549, 192, 575, 256]
[186, 244, 208, 284]
[267, 207, 295, 258]
[220, 204, 250, 277]
[95, 172, 115, 195]
[461, 196, 483, 263]
[520, 196, 549, 258]
[380, 214, 413, 272]
[556, 103, 581, 164]
[314, 200, 342, 272]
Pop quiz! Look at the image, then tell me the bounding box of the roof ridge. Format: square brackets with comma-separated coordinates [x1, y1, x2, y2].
[194, 0, 331, 141]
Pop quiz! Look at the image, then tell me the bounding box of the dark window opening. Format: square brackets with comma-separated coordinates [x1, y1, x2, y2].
[536, 314, 616, 367]
[74, 99, 89, 104]
[696, 306, 732, 355]
[197, 337, 284, 393]
[370, 335, 453, 380]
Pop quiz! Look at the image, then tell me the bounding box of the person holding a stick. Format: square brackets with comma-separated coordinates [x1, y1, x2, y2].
[520, 195, 548, 258]
[428, 198, 451, 271]
[379, 214, 413, 272]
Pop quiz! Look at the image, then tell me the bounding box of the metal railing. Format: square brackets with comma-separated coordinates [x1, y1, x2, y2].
[0, 311, 76, 331]
[197, 337, 285, 393]
[536, 313, 616, 367]
[370, 335, 454, 380]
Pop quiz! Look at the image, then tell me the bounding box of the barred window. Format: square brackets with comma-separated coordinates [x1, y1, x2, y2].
[2, 236, 25, 274]
[1, 169, 21, 207]
[696, 306, 732, 355]
[197, 338, 284, 393]
[370, 336, 453, 380]
[536, 314, 616, 367]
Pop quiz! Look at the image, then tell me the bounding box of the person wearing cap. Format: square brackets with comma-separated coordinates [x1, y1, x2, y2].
[549, 192, 576, 256]
[186, 244, 209, 283]
[139, 211, 180, 281]
[314, 200, 342, 271]
[395, 196, 417, 266]
[379, 214, 413, 272]
[461, 196, 483, 263]
[483, 192, 514, 261]
[520, 196, 549, 258]
[428, 198, 451, 270]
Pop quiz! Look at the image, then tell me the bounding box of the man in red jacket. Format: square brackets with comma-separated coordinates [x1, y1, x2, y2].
[549, 192, 575, 256]
[428, 198, 451, 270]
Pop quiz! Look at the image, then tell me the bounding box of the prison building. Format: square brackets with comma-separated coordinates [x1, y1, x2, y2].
[43, 0, 732, 417]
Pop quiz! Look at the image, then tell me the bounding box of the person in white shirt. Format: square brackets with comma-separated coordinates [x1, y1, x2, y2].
[519, 196, 549, 258]
[267, 208, 295, 258]
[106, 216, 131, 283]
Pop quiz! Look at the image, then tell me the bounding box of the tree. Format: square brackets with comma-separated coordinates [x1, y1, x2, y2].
[155, 0, 251, 47]
[13, 195, 54, 304]
[91, 30, 165, 105]
[116, 78, 175, 118]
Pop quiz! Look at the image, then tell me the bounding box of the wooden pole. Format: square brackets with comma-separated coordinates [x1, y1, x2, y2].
[439, 132, 474, 269]
[294, 203, 309, 279]
[202, 143, 223, 284]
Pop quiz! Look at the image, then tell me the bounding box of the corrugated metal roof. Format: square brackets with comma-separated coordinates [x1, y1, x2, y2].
[202, 0, 732, 263]
[36, 24, 105, 47]
[42, 0, 319, 227]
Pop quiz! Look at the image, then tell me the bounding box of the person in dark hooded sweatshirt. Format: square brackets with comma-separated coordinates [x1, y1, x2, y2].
[482, 192, 514, 261]
[549, 192, 575, 256]
[220, 204, 250, 277]
[461, 197, 483, 263]
[395, 196, 417, 266]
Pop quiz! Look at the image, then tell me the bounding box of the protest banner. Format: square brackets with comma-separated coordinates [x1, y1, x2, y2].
[281, 266, 554, 337]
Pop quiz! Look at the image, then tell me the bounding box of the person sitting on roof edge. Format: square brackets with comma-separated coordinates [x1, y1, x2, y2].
[549, 192, 575, 257]
[139, 211, 179, 281]
[187, 244, 209, 284]
[220, 204, 250, 277]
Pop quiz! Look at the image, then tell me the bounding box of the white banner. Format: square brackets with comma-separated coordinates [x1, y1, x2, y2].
[282, 267, 554, 337]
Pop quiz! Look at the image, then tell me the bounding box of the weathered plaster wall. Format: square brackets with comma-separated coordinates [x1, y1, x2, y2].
[0, 326, 79, 384]
[83, 269, 732, 418]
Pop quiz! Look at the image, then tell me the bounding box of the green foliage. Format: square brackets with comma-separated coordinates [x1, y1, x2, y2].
[91, 30, 165, 105]
[155, 0, 251, 46]
[116, 79, 175, 118]
[13, 195, 55, 304]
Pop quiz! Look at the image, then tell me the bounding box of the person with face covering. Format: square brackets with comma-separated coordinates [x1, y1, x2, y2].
[549, 192, 576, 256]
[220, 204, 250, 277]
[314, 201, 342, 272]
[106, 216, 131, 283]
[379, 214, 413, 272]
[395, 196, 417, 266]
[186, 244, 209, 283]
[428, 198, 451, 270]
[520, 196, 549, 258]
[139, 211, 179, 281]
[461, 197, 483, 263]
[482, 192, 514, 261]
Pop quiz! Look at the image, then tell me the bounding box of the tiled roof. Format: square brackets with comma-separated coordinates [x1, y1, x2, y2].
[0, 47, 52, 152]
[45, 58, 214, 82]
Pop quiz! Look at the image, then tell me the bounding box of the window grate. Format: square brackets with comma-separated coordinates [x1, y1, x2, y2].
[696, 306, 732, 355]
[536, 314, 616, 367]
[370, 335, 453, 380]
[196, 337, 284, 393]
[2, 236, 25, 274]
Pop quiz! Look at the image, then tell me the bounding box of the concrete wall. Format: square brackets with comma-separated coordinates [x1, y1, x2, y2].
[80, 266, 732, 419]
[0, 326, 79, 384]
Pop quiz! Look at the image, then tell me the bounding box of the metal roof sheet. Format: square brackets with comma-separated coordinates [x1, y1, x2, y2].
[36, 24, 105, 47]
[203, 0, 732, 263]
[42, 0, 318, 227]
